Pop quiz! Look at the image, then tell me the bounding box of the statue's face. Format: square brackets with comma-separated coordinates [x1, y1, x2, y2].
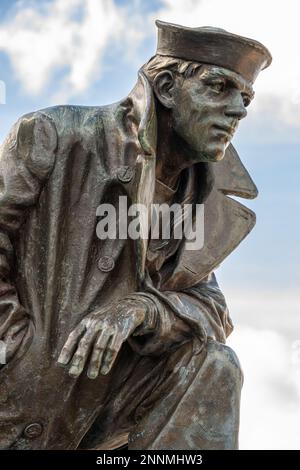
[170, 65, 254, 162]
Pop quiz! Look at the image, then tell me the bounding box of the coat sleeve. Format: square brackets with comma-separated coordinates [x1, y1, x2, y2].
[0, 112, 57, 361]
[127, 272, 234, 356]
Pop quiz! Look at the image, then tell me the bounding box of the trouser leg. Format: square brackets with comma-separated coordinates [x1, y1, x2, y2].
[79, 338, 243, 450]
[128, 338, 243, 450]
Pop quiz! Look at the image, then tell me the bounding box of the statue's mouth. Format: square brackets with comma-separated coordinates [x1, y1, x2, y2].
[212, 124, 236, 138]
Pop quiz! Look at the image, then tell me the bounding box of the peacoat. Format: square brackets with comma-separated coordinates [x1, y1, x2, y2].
[0, 71, 256, 449]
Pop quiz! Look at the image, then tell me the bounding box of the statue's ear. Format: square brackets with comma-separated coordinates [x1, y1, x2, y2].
[153, 70, 175, 109]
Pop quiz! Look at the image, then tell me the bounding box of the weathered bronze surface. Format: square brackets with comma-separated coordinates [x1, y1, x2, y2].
[0, 20, 271, 449]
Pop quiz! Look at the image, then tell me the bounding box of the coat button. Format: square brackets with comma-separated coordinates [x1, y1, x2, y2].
[23, 423, 43, 439]
[98, 256, 115, 272]
[117, 166, 135, 183]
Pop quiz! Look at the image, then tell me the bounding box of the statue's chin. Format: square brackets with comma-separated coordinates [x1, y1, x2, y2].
[201, 143, 228, 162]
[191, 147, 226, 163]
[175, 134, 227, 163]
[210, 150, 226, 162]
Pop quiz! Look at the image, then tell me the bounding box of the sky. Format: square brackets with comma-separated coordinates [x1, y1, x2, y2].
[0, 0, 299, 449]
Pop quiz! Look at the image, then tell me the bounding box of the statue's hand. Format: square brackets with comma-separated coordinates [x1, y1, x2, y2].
[57, 301, 146, 379]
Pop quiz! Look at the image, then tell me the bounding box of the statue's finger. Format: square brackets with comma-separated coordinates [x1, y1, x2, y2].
[87, 330, 113, 379]
[57, 322, 86, 365]
[100, 333, 124, 376]
[68, 326, 99, 377]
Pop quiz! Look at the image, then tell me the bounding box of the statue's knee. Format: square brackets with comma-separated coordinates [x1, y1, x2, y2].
[166, 339, 243, 391]
[206, 339, 244, 386]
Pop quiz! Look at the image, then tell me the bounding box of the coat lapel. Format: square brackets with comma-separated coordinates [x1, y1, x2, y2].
[129, 72, 157, 288]
[162, 144, 258, 290]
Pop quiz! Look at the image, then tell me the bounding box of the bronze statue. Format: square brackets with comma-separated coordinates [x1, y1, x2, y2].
[0, 20, 271, 450]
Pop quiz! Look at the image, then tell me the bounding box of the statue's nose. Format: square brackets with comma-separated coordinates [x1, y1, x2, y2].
[225, 92, 247, 120]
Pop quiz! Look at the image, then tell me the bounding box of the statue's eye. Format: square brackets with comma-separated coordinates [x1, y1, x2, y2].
[209, 80, 225, 93]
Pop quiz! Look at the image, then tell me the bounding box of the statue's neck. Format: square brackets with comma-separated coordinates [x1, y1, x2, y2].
[155, 108, 199, 189]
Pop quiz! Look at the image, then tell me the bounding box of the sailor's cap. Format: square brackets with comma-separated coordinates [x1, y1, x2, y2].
[155, 20, 272, 83]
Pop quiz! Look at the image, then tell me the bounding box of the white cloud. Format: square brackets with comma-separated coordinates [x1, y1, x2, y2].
[1, 0, 300, 129]
[0, 0, 145, 99]
[219, 284, 300, 448]
[228, 326, 300, 449]
[221, 287, 300, 338]
[224, 286, 300, 449]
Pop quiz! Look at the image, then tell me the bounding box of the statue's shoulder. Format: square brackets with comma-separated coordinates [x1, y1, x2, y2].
[7, 102, 121, 159]
[28, 104, 113, 150]
[37, 104, 105, 130]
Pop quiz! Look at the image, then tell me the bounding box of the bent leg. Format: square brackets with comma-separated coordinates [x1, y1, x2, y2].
[128, 338, 243, 450]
